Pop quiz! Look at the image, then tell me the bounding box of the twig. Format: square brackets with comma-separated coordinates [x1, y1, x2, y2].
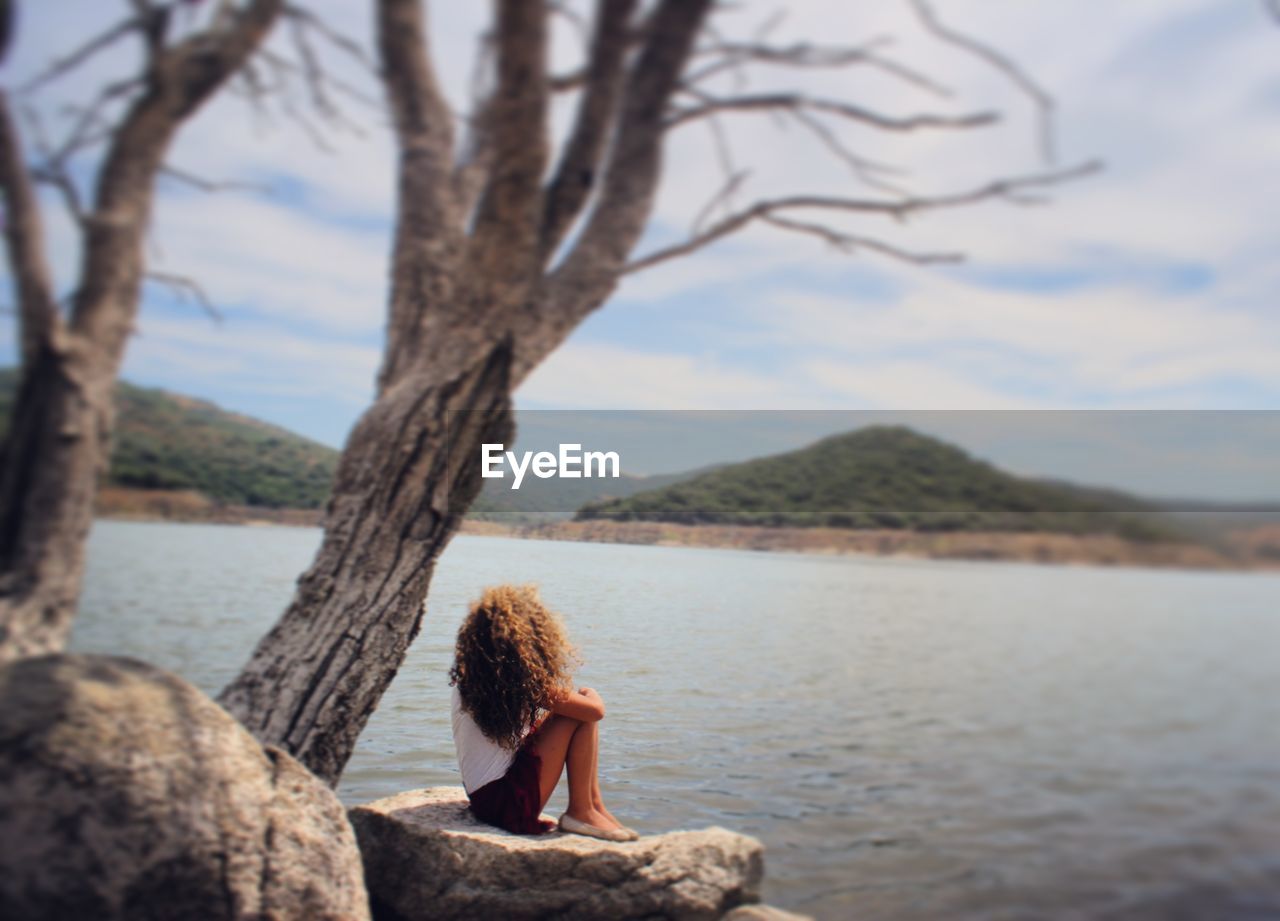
[549, 68, 588, 92]
[145, 271, 222, 323]
[908, 0, 1056, 163]
[53, 78, 144, 162]
[18, 16, 144, 94]
[623, 160, 1101, 274]
[667, 92, 997, 133]
[282, 3, 377, 72]
[686, 38, 954, 99]
[785, 108, 912, 196]
[21, 106, 86, 223]
[691, 169, 750, 235]
[761, 213, 963, 264]
[160, 165, 271, 195]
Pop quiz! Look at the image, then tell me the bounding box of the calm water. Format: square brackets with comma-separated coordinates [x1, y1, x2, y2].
[75, 519, 1280, 920]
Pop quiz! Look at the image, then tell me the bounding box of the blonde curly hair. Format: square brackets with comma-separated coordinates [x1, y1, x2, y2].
[449, 584, 579, 750]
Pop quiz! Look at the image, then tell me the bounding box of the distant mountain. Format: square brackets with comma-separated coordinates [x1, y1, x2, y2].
[0, 368, 705, 514]
[576, 425, 1184, 541]
[0, 369, 1264, 541]
[0, 368, 340, 509]
[470, 465, 714, 519]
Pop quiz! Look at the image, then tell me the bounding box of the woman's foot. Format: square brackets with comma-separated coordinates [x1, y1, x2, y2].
[594, 802, 638, 840]
[558, 811, 636, 842]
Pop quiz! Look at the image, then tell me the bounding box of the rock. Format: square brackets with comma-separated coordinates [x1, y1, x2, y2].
[349, 786, 764, 920]
[722, 905, 815, 921]
[0, 654, 370, 920]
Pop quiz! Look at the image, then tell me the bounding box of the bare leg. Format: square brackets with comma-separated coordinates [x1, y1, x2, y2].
[580, 719, 623, 827]
[528, 715, 620, 830]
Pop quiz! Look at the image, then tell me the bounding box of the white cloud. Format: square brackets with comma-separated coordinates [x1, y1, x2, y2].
[129, 315, 379, 409]
[518, 341, 815, 409]
[148, 193, 390, 333]
[804, 358, 1045, 410]
[2, 0, 1277, 425]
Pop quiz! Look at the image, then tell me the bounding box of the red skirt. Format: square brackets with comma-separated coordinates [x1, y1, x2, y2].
[467, 731, 556, 835]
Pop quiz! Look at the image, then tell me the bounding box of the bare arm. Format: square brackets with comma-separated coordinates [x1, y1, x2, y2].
[549, 685, 606, 722]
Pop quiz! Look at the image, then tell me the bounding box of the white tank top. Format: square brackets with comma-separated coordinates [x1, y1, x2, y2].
[451, 684, 517, 793]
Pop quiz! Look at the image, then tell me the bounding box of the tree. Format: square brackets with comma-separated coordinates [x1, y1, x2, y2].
[0, 0, 286, 664]
[214, 0, 1095, 785]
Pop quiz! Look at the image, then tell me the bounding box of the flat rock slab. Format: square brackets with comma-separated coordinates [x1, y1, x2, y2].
[350, 787, 764, 921]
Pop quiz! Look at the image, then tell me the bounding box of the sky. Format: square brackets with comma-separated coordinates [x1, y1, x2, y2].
[2, 1, 1279, 497]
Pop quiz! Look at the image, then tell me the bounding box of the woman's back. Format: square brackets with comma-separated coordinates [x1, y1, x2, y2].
[450, 684, 515, 794]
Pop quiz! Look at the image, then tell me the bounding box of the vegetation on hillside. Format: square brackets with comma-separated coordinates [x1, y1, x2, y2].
[0, 369, 701, 515]
[469, 465, 711, 520]
[577, 425, 1182, 541]
[0, 369, 339, 509]
[0, 370, 1249, 547]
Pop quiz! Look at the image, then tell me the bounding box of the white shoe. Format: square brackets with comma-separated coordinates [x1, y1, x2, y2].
[558, 813, 637, 842]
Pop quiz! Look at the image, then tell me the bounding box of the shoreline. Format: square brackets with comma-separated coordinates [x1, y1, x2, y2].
[91, 489, 1280, 571]
[459, 518, 1279, 571]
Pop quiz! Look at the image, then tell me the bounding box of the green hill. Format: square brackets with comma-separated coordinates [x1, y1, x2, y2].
[470, 465, 712, 520]
[0, 369, 1253, 544]
[0, 368, 340, 509]
[576, 425, 1181, 541]
[0, 368, 704, 514]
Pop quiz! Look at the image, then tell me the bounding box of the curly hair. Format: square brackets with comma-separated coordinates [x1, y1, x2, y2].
[449, 584, 578, 751]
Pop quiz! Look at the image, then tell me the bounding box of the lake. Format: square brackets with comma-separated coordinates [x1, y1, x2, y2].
[73, 519, 1280, 920]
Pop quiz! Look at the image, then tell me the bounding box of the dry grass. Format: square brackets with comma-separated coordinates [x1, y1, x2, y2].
[460, 518, 1279, 571]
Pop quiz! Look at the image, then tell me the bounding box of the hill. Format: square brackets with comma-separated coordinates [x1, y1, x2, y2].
[0, 368, 703, 514]
[0, 368, 339, 509]
[576, 425, 1181, 541]
[469, 465, 713, 519]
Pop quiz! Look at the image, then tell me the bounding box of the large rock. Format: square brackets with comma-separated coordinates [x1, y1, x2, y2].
[722, 906, 814, 921]
[0, 654, 370, 920]
[350, 787, 764, 920]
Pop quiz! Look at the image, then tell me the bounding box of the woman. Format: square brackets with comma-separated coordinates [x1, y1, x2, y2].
[448, 583, 637, 841]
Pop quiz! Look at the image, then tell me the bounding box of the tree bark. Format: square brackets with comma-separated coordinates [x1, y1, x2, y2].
[219, 341, 513, 785]
[219, 0, 714, 785]
[0, 0, 283, 665]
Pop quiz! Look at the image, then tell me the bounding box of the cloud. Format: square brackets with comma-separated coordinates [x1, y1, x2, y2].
[1, 0, 1276, 444]
[517, 341, 816, 410]
[147, 193, 390, 334]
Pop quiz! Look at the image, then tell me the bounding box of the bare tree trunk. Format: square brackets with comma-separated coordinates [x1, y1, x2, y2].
[220, 0, 714, 785]
[0, 0, 283, 664]
[219, 342, 513, 783]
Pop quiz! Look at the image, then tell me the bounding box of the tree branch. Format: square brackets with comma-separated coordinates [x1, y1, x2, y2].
[691, 168, 750, 235]
[279, 4, 376, 137]
[282, 2, 376, 72]
[20, 106, 88, 224]
[783, 107, 911, 196]
[0, 90, 63, 370]
[70, 0, 285, 346]
[759, 213, 964, 265]
[666, 91, 998, 133]
[622, 161, 1101, 274]
[539, 0, 639, 261]
[466, 0, 550, 287]
[686, 37, 954, 99]
[908, 0, 1056, 163]
[374, 0, 467, 392]
[145, 271, 222, 322]
[526, 0, 716, 381]
[17, 15, 144, 94]
[160, 164, 270, 195]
